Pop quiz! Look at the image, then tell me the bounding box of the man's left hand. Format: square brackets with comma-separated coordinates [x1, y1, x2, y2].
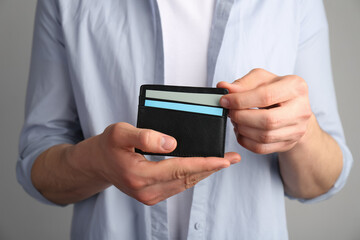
[217, 68, 313, 154]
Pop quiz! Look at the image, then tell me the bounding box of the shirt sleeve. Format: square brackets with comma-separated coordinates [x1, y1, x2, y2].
[16, 0, 83, 206]
[287, 0, 353, 203]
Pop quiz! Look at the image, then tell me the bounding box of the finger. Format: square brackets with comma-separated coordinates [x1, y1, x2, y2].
[126, 153, 240, 204]
[217, 68, 278, 93]
[156, 169, 217, 196]
[139, 152, 240, 184]
[131, 169, 218, 205]
[229, 107, 294, 130]
[224, 152, 242, 164]
[151, 157, 228, 182]
[220, 77, 304, 110]
[235, 133, 297, 154]
[107, 122, 177, 153]
[229, 98, 310, 130]
[235, 124, 306, 144]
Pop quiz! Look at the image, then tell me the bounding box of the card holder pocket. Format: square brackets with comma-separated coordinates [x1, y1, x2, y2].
[136, 105, 227, 157]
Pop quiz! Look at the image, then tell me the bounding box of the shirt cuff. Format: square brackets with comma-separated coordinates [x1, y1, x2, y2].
[16, 137, 76, 206]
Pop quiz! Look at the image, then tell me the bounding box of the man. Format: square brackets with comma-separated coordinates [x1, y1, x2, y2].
[17, 0, 352, 239]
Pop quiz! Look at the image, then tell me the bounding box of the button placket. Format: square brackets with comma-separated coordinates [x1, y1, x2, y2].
[194, 222, 201, 230]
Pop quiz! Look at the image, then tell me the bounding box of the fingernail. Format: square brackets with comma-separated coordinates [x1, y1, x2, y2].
[161, 136, 175, 151]
[220, 98, 229, 108]
[227, 153, 241, 164]
[230, 156, 241, 164]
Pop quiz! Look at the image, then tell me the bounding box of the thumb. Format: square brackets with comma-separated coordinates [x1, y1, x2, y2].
[105, 122, 177, 153]
[137, 129, 177, 153]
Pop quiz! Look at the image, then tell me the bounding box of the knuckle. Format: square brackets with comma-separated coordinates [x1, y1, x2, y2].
[296, 126, 307, 139]
[279, 142, 296, 153]
[261, 89, 274, 106]
[233, 79, 242, 86]
[296, 130, 306, 141]
[236, 133, 243, 145]
[104, 122, 129, 145]
[296, 104, 312, 122]
[290, 75, 308, 95]
[263, 114, 278, 130]
[288, 132, 301, 142]
[303, 107, 312, 119]
[172, 167, 188, 180]
[134, 190, 157, 206]
[259, 132, 274, 144]
[250, 68, 264, 74]
[144, 200, 158, 206]
[299, 128, 306, 137]
[139, 129, 153, 148]
[124, 175, 146, 191]
[302, 112, 312, 121]
[103, 124, 117, 144]
[185, 175, 199, 186]
[232, 79, 245, 90]
[185, 176, 199, 189]
[252, 143, 268, 154]
[112, 122, 129, 134]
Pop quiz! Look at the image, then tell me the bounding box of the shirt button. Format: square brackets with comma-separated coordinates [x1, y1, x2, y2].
[194, 222, 201, 230]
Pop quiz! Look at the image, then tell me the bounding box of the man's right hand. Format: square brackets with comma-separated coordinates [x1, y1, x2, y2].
[32, 122, 241, 206]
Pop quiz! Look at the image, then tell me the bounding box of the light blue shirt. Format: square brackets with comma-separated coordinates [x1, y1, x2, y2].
[17, 0, 353, 239]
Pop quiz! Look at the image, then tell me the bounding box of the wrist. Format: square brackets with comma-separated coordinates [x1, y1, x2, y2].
[298, 114, 319, 144]
[281, 114, 321, 158]
[67, 136, 111, 187]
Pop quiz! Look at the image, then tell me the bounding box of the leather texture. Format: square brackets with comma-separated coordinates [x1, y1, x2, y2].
[136, 85, 227, 157]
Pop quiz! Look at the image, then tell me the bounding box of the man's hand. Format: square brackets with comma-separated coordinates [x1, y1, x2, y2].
[217, 68, 342, 199]
[217, 68, 312, 154]
[32, 123, 240, 206]
[93, 123, 240, 205]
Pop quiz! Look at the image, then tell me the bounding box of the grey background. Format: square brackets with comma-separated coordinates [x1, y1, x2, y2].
[0, 0, 359, 239]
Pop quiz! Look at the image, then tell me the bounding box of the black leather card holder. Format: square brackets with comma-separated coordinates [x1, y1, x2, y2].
[136, 85, 228, 157]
